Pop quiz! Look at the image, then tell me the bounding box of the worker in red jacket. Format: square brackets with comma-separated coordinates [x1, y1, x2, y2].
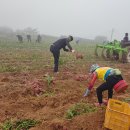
[84, 64, 127, 107]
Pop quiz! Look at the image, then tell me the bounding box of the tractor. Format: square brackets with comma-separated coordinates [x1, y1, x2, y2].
[95, 39, 130, 63]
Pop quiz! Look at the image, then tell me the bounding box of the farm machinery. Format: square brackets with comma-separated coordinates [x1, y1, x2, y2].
[95, 39, 130, 63]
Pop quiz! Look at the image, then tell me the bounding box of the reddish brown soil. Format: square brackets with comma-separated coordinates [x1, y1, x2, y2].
[0, 64, 130, 130]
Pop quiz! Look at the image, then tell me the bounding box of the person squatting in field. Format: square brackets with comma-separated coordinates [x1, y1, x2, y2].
[50, 35, 75, 73]
[84, 64, 128, 107]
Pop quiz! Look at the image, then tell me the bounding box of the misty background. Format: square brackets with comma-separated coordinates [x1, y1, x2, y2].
[0, 0, 130, 41]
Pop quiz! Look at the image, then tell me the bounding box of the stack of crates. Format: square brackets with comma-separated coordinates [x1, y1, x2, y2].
[104, 99, 130, 130]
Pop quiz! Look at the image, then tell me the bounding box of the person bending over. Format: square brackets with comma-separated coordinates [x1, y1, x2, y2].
[50, 35, 75, 73]
[84, 64, 128, 106]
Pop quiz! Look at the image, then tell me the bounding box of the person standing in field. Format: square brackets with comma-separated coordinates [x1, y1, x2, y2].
[50, 35, 75, 73]
[16, 35, 23, 43]
[36, 35, 42, 43]
[27, 35, 31, 42]
[123, 33, 129, 42]
[84, 64, 128, 107]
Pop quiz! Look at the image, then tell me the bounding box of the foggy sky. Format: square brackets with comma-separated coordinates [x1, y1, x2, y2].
[0, 0, 130, 40]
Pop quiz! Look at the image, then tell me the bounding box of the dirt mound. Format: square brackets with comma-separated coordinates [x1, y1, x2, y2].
[75, 53, 83, 59]
[25, 79, 45, 96]
[0, 65, 130, 130]
[75, 74, 88, 81]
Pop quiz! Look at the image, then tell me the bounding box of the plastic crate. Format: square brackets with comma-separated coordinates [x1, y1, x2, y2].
[104, 99, 130, 130]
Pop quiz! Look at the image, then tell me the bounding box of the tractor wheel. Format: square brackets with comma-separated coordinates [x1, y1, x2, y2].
[95, 46, 98, 56]
[102, 48, 110, 60]
[106, 49, 111, 58]
[122, 52, 127, 63]
[112, 51, 119, 60]
[122, 48, 130, 63]
[126, 48, 130, 63]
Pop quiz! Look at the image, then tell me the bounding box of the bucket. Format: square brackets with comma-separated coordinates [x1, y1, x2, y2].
[114, 80, 128, 93]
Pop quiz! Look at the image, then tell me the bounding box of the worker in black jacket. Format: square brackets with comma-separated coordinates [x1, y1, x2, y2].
[50, 35, 75, 72]
[123, 33, 129, 42]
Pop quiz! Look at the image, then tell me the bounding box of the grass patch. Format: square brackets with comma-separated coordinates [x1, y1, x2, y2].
[42, 91, 55, 97]
[59, 58, 68, 65]
[0, 119, 39, 130]
[0, 120, 13, 130]
[0, 65, 21, 73]
[122, 98, 130, 103]
[44, 74, 54, 87]
[65, 103, 97, 119]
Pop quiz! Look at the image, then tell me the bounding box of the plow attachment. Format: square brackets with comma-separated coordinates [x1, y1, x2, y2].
[95, 40, 130, 63]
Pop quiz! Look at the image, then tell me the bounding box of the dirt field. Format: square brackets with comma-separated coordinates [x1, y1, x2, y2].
[0, 41, 130, 130]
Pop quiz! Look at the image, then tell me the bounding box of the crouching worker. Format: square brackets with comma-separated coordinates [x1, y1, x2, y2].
[50, 35, 75, 73]
[84, 64, 128, 107]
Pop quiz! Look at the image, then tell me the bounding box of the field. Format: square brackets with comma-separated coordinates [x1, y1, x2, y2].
[0, 39, 130, 130]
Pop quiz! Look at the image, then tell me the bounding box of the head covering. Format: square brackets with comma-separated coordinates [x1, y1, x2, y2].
[90, 64, 100, 73]
[125, 33, 128, 37]
[68, 35, 73, 41]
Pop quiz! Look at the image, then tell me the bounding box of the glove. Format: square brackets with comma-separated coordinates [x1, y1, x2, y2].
[84, 88, 90, 97]
[71, 49, 75, 53]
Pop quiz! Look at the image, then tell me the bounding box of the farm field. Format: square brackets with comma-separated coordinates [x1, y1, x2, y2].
[0, 39, 130, 130]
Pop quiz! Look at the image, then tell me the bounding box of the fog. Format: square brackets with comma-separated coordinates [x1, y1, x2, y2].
[0, 0, 130, 40]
